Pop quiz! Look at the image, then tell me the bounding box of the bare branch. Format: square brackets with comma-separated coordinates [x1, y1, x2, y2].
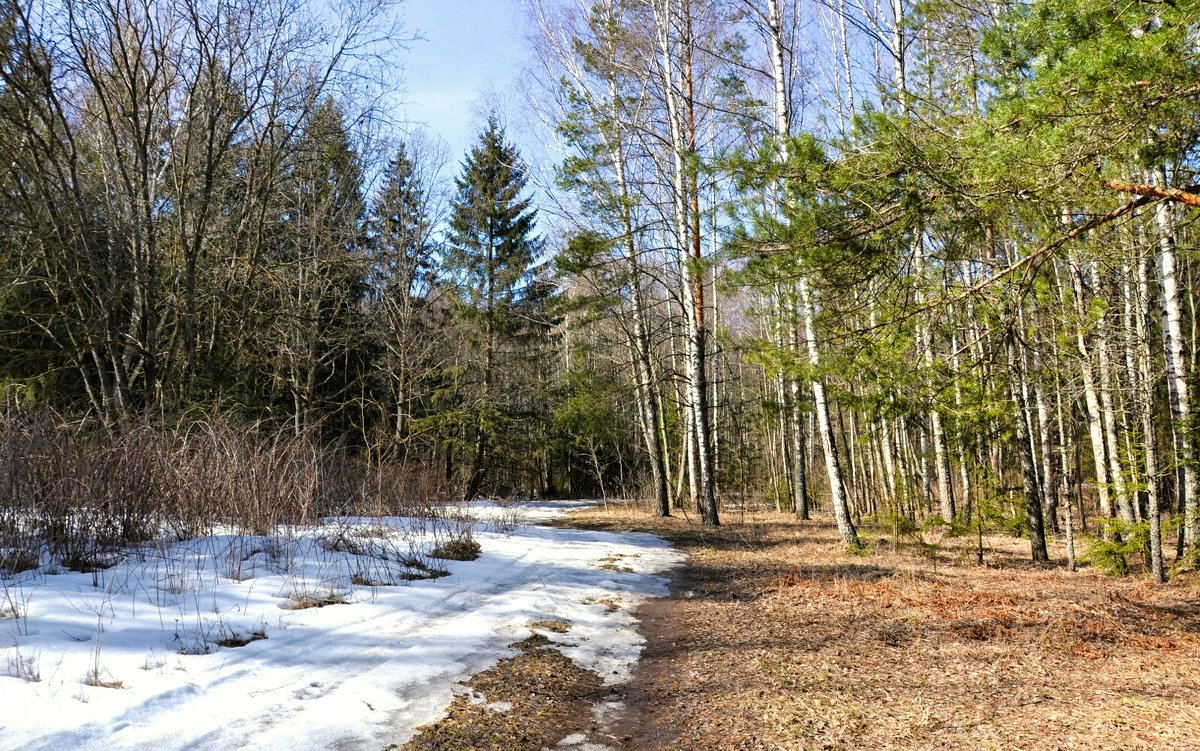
[1104, 179, 1200, 209]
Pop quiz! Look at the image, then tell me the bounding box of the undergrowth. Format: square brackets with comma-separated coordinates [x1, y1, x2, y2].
[0, 407, 464, 578]
[1081, 519, 1153, 576]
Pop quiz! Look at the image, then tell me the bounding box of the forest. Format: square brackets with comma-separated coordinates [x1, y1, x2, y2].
[0, 0, 1199, 586]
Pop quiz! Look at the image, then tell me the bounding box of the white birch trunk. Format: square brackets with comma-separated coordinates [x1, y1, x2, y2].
[1054, 379, 1078, 571]
[1009, 337, 1050, 562]
[1121, 262, 1146, 522]
[799, 276, 860, 546]
[609, 94, 671, 515]
[951, 329, 972, 518]
[1152, 167, 1198, 550]
[1067, 262, 1113, 521]
[764, 0, 855, 540]
[654, 0, 717, 524]
[1135, 251, 1166, 582]
[1032, 347, 1059, 534]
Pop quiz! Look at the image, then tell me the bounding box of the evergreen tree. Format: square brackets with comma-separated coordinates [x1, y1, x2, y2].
[374, 144, 436, 301]
[368, 142, 442, 456]
[262, 97, 369, 437]
[446, 115, 546, 499]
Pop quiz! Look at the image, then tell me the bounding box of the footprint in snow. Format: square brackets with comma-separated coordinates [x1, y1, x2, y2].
[294, 681, 326, 700]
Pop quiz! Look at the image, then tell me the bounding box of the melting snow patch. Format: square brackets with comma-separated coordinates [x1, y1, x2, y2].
[553, 732, 613, 751]
[0, 501, 682, 751]
[592, 697, 627, 728]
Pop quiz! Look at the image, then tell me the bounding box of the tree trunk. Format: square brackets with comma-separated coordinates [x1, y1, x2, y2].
[1054, 385, 1077, 572]
[654, 0, 717, 525]
[1067, 262, 1113, 524]
[1135, 250, 1166, 582]
[1091, 262, 1135, 524]
[793, 386, 811, 519]
[1033, 352, 1060, 535]
[1008, 336, 1050, 562]
[951, 329, 973, 522]
[799, 277, 860, 547]
[1152, 166, 1198, 551]
[610, 105, 671, 516]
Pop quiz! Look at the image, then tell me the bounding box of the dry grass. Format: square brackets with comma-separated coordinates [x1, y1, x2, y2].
[215, 630, 267, 648]
[559, 503, 1200, 751]
[4, 648, 39, 682]
[530, 618, 572, 634]
[430, 536, 482, 561]
[283, 591, 349, 610]
[82, 668, 124, 689]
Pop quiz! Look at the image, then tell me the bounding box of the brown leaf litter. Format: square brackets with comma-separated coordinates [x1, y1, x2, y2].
[390, 504, 1200, 751]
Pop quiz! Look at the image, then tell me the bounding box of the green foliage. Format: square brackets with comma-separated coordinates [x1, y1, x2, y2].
[882, 511, 921, 541]
[262, 97, 372, 439]
[1171, 545, 1200, 576]
[942, 512, 976, 539]
[0, 373, 56, 409]
[1080, 519, 1151, 577]
[447, 115, 544, 335]
[1000, 507, 1031, 539]
[921, 514, 951, 536]
[847, 541, 872, 557]
[444, 116, 553, 498]
[549, 346, 633, 499]
[984, 0, 1200, 169]
[371, 142, 436, 298]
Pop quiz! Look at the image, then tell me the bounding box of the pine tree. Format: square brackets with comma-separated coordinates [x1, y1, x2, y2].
[446, 116, 545, 500]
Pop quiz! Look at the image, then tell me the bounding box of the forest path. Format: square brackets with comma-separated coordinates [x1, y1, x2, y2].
[538, 504, 1200, 751]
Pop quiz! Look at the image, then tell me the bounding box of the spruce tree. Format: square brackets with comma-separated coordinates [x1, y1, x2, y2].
[368, 143, 439, 454]
[446, 116, 544, 500]
[374, 144, 435, 300]
[266, 97, 368, 436]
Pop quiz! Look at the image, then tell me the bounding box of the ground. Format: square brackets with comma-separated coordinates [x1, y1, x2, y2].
[0, 502, 680, 751]
[402, 503, 1200, 751]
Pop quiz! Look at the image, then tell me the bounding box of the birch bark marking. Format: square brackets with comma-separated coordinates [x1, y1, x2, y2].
[800, 276, 861, 547]
[1008, 336, 1050, 562]
[951, 328, 973, 519]
[606, 65, 671, 515]
[1091, 262, 1135, 523]
[765, 0, 810, 519]
[891, 0, 952, 519]
[1065, 260, 1113, 521]
[1033, 345, 1060, 535]
[1054, 379, 1078, 571]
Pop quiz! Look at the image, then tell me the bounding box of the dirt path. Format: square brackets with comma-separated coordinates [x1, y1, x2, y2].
[400, 504, 1200, 751]
[589, 560, 692, 750]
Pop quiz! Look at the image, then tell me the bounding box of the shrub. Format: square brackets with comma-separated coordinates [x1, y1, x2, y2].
[284, 589, 350, 610]
[5, 648, 40, 682]
[0, 407, 460, 568]
[1081, 519, 1151, 577]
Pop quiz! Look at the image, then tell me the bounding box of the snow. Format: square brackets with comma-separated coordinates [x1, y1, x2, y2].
[0, 501, 682, 750]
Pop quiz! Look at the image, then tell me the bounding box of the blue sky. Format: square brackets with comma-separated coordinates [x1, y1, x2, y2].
[398, 0, 527, 163]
